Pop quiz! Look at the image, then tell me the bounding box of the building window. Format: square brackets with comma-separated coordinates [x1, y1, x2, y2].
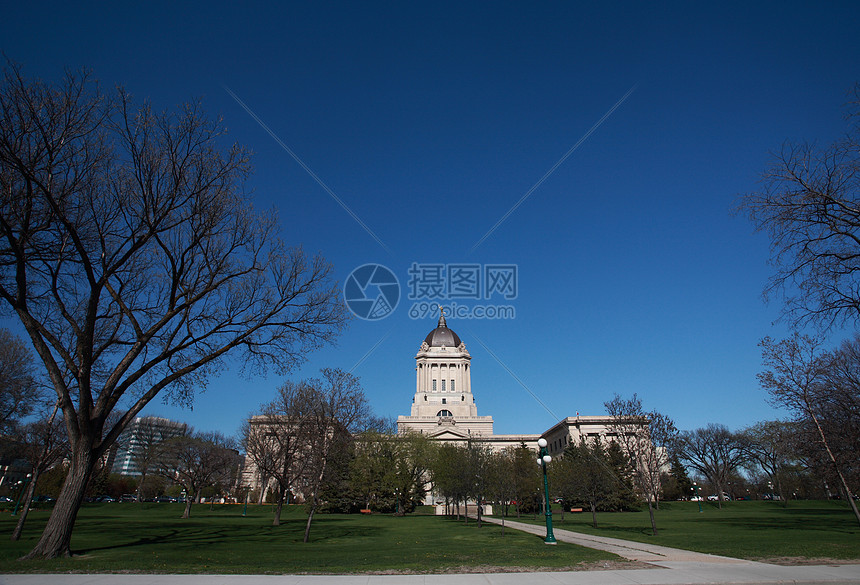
[432, 379, 436, 392]
[441, 380, 446, 392]
[437, 410, 453, 417]
[451, 380, 455, 392]
[442, 398, 446, 404]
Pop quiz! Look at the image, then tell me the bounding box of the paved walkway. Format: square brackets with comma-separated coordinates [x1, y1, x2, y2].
[3, 564, 860, 585]
[2, 518, 859, 585]
[479, 515, 750, 564]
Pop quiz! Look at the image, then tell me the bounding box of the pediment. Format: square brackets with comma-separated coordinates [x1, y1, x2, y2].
[429, 428, 470, 440]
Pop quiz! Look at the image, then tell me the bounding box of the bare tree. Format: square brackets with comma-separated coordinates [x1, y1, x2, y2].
[119, 417, 187, 502]
[0, 64, 347, 559]
[740, 420, 797, 506]
[242, 380, 317, 526]
[737, 85, 860, 331]
[604, 393, 676, 536]
[299, 368, 371, 543]
[675, 424, 748, 509]
[819, 335, 860, 492]
[759, 334, 860, 525]
[156, 430, 240, 519]
[11, 401, 68, 541]
[0, 328, 43, 434]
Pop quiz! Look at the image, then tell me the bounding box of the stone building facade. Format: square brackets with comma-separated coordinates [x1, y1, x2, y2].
[242, 313, 629, 502]
[397, 313, 619, 453]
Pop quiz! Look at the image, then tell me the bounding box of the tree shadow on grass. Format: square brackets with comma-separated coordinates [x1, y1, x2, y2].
[75, 516, 385, 555]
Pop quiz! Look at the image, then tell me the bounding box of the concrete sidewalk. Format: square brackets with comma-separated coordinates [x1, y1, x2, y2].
[2, 565, 860, 585]
[479, 515, 750, 564]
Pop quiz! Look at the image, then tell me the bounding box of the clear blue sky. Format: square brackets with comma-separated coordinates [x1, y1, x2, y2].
[5, 1, 859, 439]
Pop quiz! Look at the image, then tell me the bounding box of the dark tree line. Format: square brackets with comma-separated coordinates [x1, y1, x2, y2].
[550, 438, 635, 528]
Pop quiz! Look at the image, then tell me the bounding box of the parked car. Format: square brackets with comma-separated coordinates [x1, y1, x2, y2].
[120, 493, 137, 502]
[95, 495, 115, 502]
[707, 493, 731, 501]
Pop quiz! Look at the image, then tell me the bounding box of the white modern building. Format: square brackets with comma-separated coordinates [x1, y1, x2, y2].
[112, 416, 187, 476]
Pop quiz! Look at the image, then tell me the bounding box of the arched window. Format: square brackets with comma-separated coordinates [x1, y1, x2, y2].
[437, 409, 453, 417]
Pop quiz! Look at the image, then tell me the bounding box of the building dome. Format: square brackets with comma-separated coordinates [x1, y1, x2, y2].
[424, 312, 462, 348]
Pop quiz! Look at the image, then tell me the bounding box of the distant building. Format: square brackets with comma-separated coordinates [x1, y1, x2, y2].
[243, 314, 640, 503]
[112, 416, 187, 476]
[397, 313, 618, 454]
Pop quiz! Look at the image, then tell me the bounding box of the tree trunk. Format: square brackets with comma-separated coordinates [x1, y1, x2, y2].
[273, 486, 285, 526]
[647, 499, 657, 536]
[22, 447, 96, 559]
[11, 467, 40, 541]
[182, 493, 193, 519]
[257, 472, 268, 504]
[137, 470, 147, 503]
[590, 502, 598, 529]
[303, 504, 316, 543]
[809, 410, 860, 526]
[463, 497, 468, 524]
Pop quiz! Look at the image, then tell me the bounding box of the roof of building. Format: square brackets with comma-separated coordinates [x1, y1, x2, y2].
[424, 312, 462, 348]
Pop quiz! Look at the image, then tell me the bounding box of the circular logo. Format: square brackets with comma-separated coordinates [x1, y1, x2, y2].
[343, 263, 400, 320]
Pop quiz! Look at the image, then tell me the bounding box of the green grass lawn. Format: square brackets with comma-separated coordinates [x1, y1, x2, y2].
[504, 500, 860, 561]
[0, 503, 616, 574]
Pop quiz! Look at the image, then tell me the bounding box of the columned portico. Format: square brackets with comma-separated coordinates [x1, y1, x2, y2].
[397, 312, 494, 439]
[398, 313, 619, 455]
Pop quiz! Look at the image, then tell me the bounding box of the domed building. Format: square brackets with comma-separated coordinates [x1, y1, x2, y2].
[242, 311, 630, 505]
[397, 312, 495, 440]
[398, 312, 620, 455]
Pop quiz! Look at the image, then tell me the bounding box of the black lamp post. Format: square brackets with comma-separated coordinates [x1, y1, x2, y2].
[11, 473, 32, 516]
[536, 438, 556, 544]
[692, 481, 702, 513]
